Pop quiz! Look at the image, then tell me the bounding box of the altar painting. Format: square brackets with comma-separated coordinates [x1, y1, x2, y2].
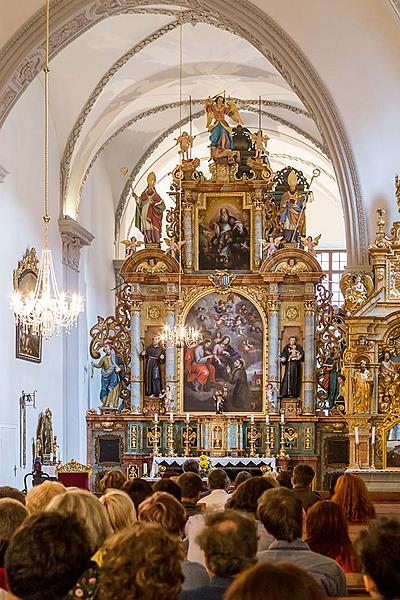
[197, 194, 251, 271]
[183, 291, 263, 413]
[386, 422, 400, 468]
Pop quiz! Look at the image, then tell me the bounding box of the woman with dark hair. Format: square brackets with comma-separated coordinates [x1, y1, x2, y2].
[305, 500, 360, 572]
[122, 478, 153, 513]
[332, 473, 376, 524]
[224, 562, 324, 600]
[227, 476, 274, 551]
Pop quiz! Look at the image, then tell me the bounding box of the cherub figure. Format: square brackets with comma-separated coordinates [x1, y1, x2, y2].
[164, 238, 186, 256]
[251, 129, 269, 159]
[120, 236, 144, 257]
[213, 387, 225, 415]
[300, 234, 321, 256]
[175, 131, 195, 161]
[260, 236, 283, 260]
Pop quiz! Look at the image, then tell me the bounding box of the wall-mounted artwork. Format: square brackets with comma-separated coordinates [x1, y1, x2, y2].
[183, 291, 264, 414]
[196, 192, 252, 271]
[14, 248, 42, 363]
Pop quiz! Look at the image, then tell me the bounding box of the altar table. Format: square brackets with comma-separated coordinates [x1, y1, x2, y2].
[345, 468, 400, 492]
[150, 455, 276, 478]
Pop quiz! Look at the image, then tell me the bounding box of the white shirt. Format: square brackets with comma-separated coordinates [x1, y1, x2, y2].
[196, 489, 230, 512]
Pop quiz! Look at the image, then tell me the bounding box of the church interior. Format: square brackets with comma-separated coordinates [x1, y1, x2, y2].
[1, 1, 400, 598]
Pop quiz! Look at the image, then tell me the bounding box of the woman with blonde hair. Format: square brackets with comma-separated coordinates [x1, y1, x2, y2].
[99, 469, 126, 494]
[25, 481, 65, 514]
[99, 489, 137, 533]
[332, 473, 376, 524]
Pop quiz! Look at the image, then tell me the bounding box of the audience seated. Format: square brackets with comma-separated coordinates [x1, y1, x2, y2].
[328, 472, 343, 498]
[197, 469, 230, 511]
[139, 491, 209, 590]
[153, 478, 182, 501]
[25, 480, 65, 514]
[357, 518, 400, 600]
[291, 464, 321, 510]
[0, 499, 28, 591]
[98, 469, 126, 493]
[122, 477, 153, 512]
[262, 472, 280, 488]
[227, 476, 274, 551]
[224, 561, 325, 600]
[100, 522, 184, 600]
[234, 471, 252, 488]
[0, 487, 26, 506]
[257, 487, 347, 596]
[276, 470, 293, 489]
[99, 489, 137, 532]
[5, 512, 92, 600]
[183, 459, 200, 474]
[333, 473, 376, 524]
[178, 472, 203, 516]
[306, 499, 360, 572]
[181, 509, 257, 600]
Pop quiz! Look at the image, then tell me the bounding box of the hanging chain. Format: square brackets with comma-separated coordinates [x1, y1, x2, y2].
[43, 0, 50, 247]
[177, 19, 183, 301]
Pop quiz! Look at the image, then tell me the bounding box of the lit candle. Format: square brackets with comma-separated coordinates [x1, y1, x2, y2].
[371, 426, 376, 445]
[280, 413, 285, 424]
[186, 413, 190, 423]
[251, 415, 255, 423]
[355, 426, 359, 445]
[154, 413, 158, 423]
[265, 414, 270, 424]
[169, 412, 174, 422]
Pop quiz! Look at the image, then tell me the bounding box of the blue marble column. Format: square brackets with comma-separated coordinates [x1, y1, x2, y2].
[303, 300, 316, 414]
[267, 299, 280, 413]
[183, 199, 193, 271]
[165, 301, 177, 411]
[254, 191, 264, 268]
[131, 301, 142, 414]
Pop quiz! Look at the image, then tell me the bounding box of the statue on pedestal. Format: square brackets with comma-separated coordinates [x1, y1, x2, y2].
[205, 94, 243, 161]
[352, 360, 373, 413]
[142, 336, 165, 398]
[92, 344, 124, 409]
[280, 336, 304, 398]
[134, 172, 165, 245]
[278, 170, 306, 244]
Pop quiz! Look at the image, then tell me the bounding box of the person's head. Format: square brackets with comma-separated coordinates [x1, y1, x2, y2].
[0, 486, 26, 505]
[383, 351, 391, 361]
[288, 258, 296, 267]
[234, 471, 252, 488]
[197, 510, 257, 577]
[289, 335, 297, 344]
[358, 519, 400, 600]
[47, 488, 112, 554]
[257, 488, 303, 542]
[182, 459, 200, 474]
[229, 477, 273, 515]
[5, 512, 92, 600]
[224, 561, 325, 600]
[292, 464, 315, 488]
[208, 468, 229, 491]
[332, 473, 376, 523]
[221, 336, 230, 346]
[178, 472, 203, 503]
[104, 344, 111, 355]
[152, 478, 182, 502]
[360, 360, 367, 371]
[306, 500, 353, 560]
[99, 489, 137, 533]
[215, 96, 224, 109]
[139, 491, 186, 538]
[99, 469, 126, 494]
[276, 471, 293, 489]
[100, 522, 184, 600]
[152, 335, 161, 346]
[203, 338, 212, 350]
[122, 478, 153, 512]
[0, 498, 28, 567]
[26, 480, 66, 514]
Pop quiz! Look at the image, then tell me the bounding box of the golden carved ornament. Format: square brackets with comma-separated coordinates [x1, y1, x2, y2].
[387, 256, 400, 300]
[396, 175, 400, 213]
[285, 305, 300, 321]
[56, 459, 92, 474]
[304, 300, 316, 314]
[274, 259, 309, 274]
[136, 259, 170, 274]
[208, 270, 236, 294]
[267, 300, 279, 312]
[347, 418, 370, 434]
[304, 426, 312, 450]
[13, 247, 39, 291]
[247, 285, 269, 307]
[370, 209, 391, 250]
[340, 272, 374, 314]
[147, 306, 162, 320]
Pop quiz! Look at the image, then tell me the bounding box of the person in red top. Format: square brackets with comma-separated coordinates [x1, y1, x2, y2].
[305, 500, 360, 573]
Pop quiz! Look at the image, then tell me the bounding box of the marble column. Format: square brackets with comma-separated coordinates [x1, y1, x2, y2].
[303, 300, 316, 414]
[165, 301, 177, 410]
[254, 190, 264, 268]
[267, 299, 280, 413]
[183, 195, 193, 271]
[131, 301, 142, 414]
[59, 217, 94, 462]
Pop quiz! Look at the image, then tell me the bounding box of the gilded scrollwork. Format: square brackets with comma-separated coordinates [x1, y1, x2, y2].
[340, 272, 374, 314]
[369, 209, 391, 250]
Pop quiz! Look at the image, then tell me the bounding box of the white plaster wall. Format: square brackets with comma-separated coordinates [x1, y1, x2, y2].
[0, 77, 64, 488]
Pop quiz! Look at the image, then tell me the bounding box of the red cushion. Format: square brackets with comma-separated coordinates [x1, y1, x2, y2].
[58, 472, 89, 490]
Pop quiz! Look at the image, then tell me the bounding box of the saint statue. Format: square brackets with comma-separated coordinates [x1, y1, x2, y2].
[279, 170, 306, 243]
[352, 360, 373, 413]
[205, 94, 243, 155]
[142, 336, 165, 398]
[321, 348, 341, 409]
[280, 336, 304, 398]
[134, 172, 165, 245]
[378, 351, 398, 404]
[36, 408, 54, 459]
[92, 344, 124, 409]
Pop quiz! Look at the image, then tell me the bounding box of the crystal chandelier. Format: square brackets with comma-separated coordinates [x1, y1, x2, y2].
[10, 0, 83, 340]
[160, 323, 201, 349]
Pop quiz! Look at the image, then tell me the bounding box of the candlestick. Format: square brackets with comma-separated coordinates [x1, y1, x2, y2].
[280, 412, 285, 424]
[248, 422, 257, 458]
[278, 419, 288, 459]
[354, 426, 359, 445]
[371, 426, 376, 445]
[167, 421, 175, 457]
[186, 413, 190, 423]
[264, 424, 271, 458]
[169, 412, 174, 422]
[184, 421, 191, 457]
[152, 418, 160, 457]
[154, 413, 158, 423]
[265, 414, 270, 424]
[251, 414, 255, 424]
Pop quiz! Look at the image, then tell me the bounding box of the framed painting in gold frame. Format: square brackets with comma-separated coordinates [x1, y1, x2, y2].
[13, 248, 42, 363]
[382, 418, 400, 469]
[195, 192, 253, 272]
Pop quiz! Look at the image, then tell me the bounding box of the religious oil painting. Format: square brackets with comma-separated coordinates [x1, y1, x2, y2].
[386, 422, 400, 468]
[14, 250, 42, 363]
[197, 193, 251, 271]
[183, 291, 263, 414]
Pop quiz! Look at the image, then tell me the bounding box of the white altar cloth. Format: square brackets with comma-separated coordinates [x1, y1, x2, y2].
[150, 456, 276, 478]
[346, 468, 400, 492]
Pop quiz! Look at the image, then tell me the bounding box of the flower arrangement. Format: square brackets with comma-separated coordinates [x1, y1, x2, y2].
[198, 454, 211, 477]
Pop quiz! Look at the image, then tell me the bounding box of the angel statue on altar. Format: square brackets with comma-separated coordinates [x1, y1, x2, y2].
[133, 172, 165, 245]
[205, 94, 243, 158]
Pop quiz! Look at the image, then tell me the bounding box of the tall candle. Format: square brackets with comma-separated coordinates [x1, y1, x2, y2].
[169, 412, 174, 422]
[251, 415, 255, 423]
[354, 426, 359, 445]
[186, 413, 190, 423]
[280, 413, 285, 424]
[371, 426, 376, 445]
[265, 414, 270, 424]
[154, 413, 158, 423]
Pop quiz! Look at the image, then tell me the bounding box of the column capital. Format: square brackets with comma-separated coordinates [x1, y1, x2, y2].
[58, 216, 94, 272]
[268, 299, 280, 313]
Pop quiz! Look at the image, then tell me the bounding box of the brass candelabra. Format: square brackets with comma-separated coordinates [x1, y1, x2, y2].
[264, 424, 271, 458]
[278, 422, 288, 459]
[248, 422, 258, 458]
[167, 421, 175, 457]
[152, 419, 160, 457]
[183, 421, 191, 457]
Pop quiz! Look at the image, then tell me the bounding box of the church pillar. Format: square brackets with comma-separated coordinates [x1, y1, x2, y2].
[59, 217, 94, 462]
[165, 301, 177, 411]
[254, 190, 264, 268]
[303, 299, 316, 414]
[131, 301, 142, 414]
[267, 297, 280, 413]
[183, 195, 193, 271]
